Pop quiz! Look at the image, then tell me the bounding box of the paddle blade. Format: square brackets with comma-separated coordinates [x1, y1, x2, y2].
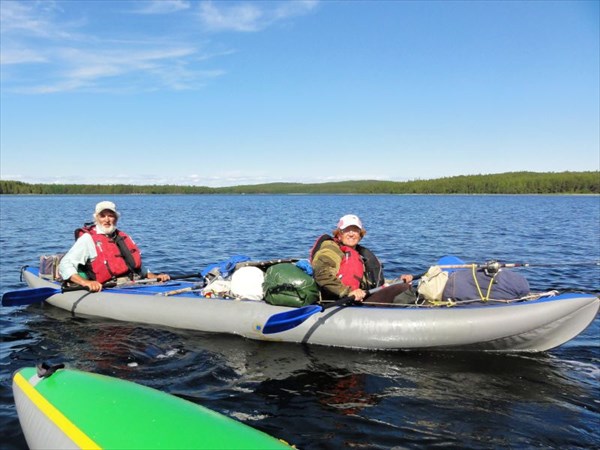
[2, 287, 60, 307]
[262, 304, 323, 334]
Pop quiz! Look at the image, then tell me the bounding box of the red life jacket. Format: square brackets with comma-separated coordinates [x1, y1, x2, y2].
[75, 225, 142, 283]
[338, 244, 364, 290]
[310, 234, 385, 290]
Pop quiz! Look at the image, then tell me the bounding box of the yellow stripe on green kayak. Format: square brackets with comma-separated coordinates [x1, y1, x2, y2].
[13, 366, 292, 449]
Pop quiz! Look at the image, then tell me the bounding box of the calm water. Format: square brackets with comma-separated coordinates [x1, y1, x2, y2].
[1, 194, 599, 449]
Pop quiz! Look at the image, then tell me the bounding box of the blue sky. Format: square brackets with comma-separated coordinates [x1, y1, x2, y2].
[1, 0, 598, 187]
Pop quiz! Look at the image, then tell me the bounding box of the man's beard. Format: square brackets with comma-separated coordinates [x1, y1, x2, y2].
[97, 223, 116, 235]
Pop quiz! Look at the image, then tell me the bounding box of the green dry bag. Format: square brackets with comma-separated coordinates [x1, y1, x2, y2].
[263, 263, 320, 307]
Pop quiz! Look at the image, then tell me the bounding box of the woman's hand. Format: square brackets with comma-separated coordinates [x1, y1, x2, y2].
[399, 274, 413, 284]
[349, 288, 367, 302]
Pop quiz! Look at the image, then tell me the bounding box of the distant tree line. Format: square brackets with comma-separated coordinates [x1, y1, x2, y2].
[1, 171, 598, 195]
[0, 181, 215, 195]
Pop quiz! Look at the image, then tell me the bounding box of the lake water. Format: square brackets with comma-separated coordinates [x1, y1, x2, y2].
[1, 194, 599, 449]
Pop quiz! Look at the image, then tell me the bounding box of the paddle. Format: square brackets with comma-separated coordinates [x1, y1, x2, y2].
[262, 282, 402, 335]
[1, 273, 202, 307]
[437, 260, 600, 271]
[1, 284, 115, 307]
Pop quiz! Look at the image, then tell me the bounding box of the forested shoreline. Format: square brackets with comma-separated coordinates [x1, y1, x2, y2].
[1, 171, 598, 195]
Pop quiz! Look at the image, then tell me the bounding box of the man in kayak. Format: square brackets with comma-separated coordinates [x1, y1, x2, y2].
[59, 201, 170, 292]
[310, 214, 413, 304]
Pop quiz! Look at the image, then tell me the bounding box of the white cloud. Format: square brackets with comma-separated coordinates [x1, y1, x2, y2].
[5, 44, 222, 93]
[0, 0, 318, 94]
[0, 48, 47, 65]
[198, 0, 318, 32]
[131, 0, 191, 15]
[0, 0, 76, 39]
[0, 1, 50, 35]
[272, 0, 319, 20]
[63, 46, 196, 78]
[198, 2, 264, 32]
[0, 2, 222, 93]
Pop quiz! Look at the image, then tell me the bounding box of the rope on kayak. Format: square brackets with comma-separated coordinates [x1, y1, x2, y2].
[472, 264, 499, 301]
[423, 297, 457, 307]
[362, 290, 561, 308]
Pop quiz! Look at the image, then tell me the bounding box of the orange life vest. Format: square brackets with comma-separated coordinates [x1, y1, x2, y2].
[75, 225, 142, 283]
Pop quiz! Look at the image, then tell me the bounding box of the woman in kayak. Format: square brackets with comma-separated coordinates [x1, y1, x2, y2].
[310, 214, 413, 304]
[59, 201, 170, 292]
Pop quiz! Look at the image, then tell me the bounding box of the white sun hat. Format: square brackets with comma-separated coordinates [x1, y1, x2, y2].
[94, 201, 120, 218]
[337, 214, 363, 231]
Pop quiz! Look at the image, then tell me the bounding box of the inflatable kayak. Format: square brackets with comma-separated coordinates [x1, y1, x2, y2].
[12, 364, 292, 449]
[10, 266, 600, 352]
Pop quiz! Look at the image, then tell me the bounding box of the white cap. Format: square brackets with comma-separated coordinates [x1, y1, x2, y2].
[95, 201, 120, 217]
[337, 214, 363, 231]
